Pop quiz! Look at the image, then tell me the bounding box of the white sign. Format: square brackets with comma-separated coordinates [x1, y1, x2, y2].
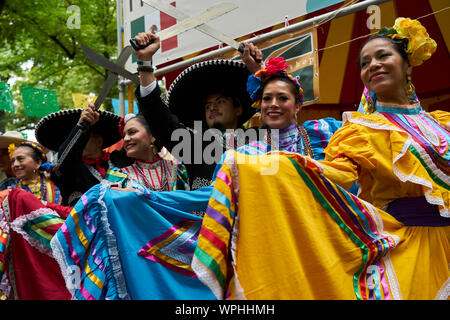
[122, 0, 343, 71]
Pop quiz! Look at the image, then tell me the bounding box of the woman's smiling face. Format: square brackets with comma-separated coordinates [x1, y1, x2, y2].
[123, 118, 155, 161]
[260, 79, 300, 129]
[10, 146, 41, 180]
[359, 37, 412, 103]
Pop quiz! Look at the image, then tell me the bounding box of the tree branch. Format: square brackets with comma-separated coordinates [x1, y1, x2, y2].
[7, 4, 76, 59]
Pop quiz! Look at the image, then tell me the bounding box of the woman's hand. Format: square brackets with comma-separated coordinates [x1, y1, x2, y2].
[241, 42, 263, 74]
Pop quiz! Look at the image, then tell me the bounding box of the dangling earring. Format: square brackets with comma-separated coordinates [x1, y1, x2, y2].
[405, 75, 415, 99]
[367, 98, 375, 113]
[150, 143, 158, 156]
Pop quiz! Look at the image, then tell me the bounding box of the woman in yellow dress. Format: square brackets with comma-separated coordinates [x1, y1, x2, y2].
[192, 18, 448, 300]
[321, 18, 449, 299]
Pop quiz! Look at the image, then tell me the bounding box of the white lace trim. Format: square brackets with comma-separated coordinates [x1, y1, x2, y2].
[347, 114, 449, 217]
[191, 255, 223, 299]
[382, 252, 403, 300]
[364, 199, 401, 247]
[225, 151, 246, 300]
[51, 185, 130, 300]
[345, 112, 399, 131]
[392, 138, 449, 217]
[0, 208, 10, 237]
[50, 233, 77, 300]
[412, 113, 440, 146]
[434, 272, 449, 300]
[364, 201, 402, 300]
[0, 197, 11, 298]
[192, 177, 212, 190]
[0, 272, 11, 299]
[10, 207, 59, 257]
[1, 196, 10, 223]
[97, 184, 130, 300]
[125, 179, 150, 197]
[409, 139, 450, 185]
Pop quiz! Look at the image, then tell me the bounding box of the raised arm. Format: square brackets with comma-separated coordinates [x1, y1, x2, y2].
[132, 32, 186, 152]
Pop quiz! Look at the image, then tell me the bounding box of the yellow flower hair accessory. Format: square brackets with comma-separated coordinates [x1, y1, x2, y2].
[8, 143, 16, 159]
[379, 17, 437, 67]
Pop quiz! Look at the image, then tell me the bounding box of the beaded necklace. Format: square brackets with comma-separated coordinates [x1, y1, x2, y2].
[131, 158, 170, 191]
[20, 174, 47, 201]
[298, 125, 315, 158]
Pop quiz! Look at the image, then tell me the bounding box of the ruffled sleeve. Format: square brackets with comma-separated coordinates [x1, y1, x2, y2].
[321, 118, 378, 190]
[429, 110, 450, 130]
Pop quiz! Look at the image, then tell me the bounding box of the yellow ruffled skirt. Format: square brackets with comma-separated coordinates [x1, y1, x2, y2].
[192, 151, 449, 300]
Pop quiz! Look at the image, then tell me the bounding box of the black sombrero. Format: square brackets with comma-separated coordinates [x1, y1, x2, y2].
[167, 59, 254, 129]
[35, 109, 122, 151]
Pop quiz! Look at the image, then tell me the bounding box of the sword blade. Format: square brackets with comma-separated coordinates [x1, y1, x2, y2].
[143, 0, 187, 20]
[196, 24, 243, 52]
[117, 45, 134, 65]
[156, 2, 238, 40]
[93, 73, 117, 109]
[93, 45, 134, 109]
[82, 44, 139, 84]
[142, 0, 244, 54]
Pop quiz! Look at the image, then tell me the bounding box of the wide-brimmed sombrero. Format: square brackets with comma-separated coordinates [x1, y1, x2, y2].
[35, 109, 122, 151]
[167, 59, 254, 129]
[0, 131, 26, 149]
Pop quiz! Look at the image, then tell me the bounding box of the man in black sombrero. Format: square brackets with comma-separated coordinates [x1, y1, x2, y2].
[35, 103, 131, 206]
[133, 32, 262, 190]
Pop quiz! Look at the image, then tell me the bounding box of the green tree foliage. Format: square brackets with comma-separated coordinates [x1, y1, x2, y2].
[0, 0, 119, 133]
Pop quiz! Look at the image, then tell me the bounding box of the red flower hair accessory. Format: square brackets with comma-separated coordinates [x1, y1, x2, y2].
[118, 117, 125, 136]
[247, 57, 304, 108]
[118, 113, 137, 136]
[255, 57, 289, 78]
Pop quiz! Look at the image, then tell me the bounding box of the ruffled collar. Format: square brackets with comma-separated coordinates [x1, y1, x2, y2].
[266, 123, 304, 154]
[279, 123, 300, 143]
